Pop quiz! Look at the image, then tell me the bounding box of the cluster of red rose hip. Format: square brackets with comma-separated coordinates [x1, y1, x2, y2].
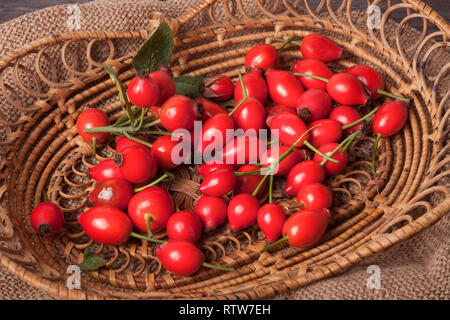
[30, 33, 409, 276]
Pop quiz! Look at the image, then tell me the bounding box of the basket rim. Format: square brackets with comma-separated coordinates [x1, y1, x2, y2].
[0, 0, 449, 300]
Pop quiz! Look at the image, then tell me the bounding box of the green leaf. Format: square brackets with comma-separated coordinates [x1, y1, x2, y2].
[132, 22, 174, 73]
[174, 76, 205, 98]
[78, 249, 106, 271]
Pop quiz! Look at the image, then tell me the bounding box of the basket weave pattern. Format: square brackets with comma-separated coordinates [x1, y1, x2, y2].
[0, 0, 448, 299]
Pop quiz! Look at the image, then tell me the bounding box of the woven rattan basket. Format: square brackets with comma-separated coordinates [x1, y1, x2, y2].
[0, 0, 449, 300]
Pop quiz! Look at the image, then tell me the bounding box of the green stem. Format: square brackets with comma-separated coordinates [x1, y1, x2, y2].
[259, 235, 289, 253]
[342, 106, 380, 130]
[228, 71, 248, 116]
[274, 38, 302, 46]
[201, 262, 234, 272]
[143, 118, 161, 129]
[92, 137, 97, 156]
[141, 130, 172, 136]
[84, 126, 132, 134]
[319, 131, 358, 166]
[371, 133, 382, 177]
[304, 140, 339, 164]
[123, 132, 153, 148]
[234, 169, 261, 177]
[130, 232, 165, 244]
[377, 88, 410, 103]
[144, 214, 153, 238]
[134, 173, 172, 193]
[276, 37, 293, 51]
[135, 107, 148, 131]
[42, 191, 49, 202]
[340, 131, 359, 153]
[268, 175, 274, 203]
[293, 72, 329, 83]
[288, 202, 304, 210]
[252, 174, 269, 197]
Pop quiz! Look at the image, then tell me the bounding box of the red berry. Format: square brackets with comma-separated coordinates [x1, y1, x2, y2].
[114, 145, 157, 184]
[329, 106, 362, 135]
[300, 34, 342, 62]
[260, 145, 305, 176]
[199, 168, 236, 197]
[227, 193, 260, 231]
[196, 97, 228, 122]
[148, 68, 176, 105]
[235, 164, 267, 198]
[127, 186, 174, 233]
[152, 135, 182, 170]
[89, 159, 124, 182]
[244, 43, 279, 71]
[155, 240, 203, 276]
[166, 210, 203, 243]
[284, 160, 325, 196]
[220, 135, 267, 165]
[88, 178, 134, 211]
[312, 142, 348, 175]
[326, 73, 369, 106]
[232, 97, 267, 132]
[76, 108, 109, 143]
[203, 75, 234, 102]
[373, 101, 408, 137]
[115, 136, 148, 153]
[160, 95, 198, 132]
[292, 59, 332, 90]
[234, 69, 268, 104]
[198, 113, 234, 154]
[78, 206, 132, 245]
[194, 195, 228, 229]
[307, 119, 342, 148]
[296, 88, 332, 123]
[30, 202, 64, 236]
[127, 74, 160, 107]
[197, 160, 234, 178]
[265, 105, 297, 127]
[257, 203, 286, 242]
[282, 209, 329, 247]
[344, 65, 384, 100]
[269, 112, 309, 148]
[296, 183, 333, 210]
[265, 69, 304, 108]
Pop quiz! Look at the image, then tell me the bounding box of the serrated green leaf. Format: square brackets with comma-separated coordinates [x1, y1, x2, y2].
[78, 249, 106, 271]
[132, 22, 174, 73]
[174, 76, 205, 98]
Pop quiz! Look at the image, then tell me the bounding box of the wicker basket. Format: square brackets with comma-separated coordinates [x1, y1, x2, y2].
[0, 0, 448, 300]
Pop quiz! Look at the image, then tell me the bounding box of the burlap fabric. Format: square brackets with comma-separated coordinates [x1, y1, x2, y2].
[0, 0, 448, 300]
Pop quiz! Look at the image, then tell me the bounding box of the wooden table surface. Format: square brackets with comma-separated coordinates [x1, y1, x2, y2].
[0, 0, 448, 25]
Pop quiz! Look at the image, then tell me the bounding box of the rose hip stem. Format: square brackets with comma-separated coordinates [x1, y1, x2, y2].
[130, 232, 165, 244]
[274, 38, 302, 46]
[292, 72, 410, 103]
[319, 130, 359, 166]
[133, 172, 174, 193]
[276, 37, 294, 51]
[372, 133, 382, 177]
[341, 107, 379, 131]
[92, 137, 97, 156]
[268, 175, 274, 203]
[259, 235, 288, 253]
[251, 125, 324, 197]
[123, 132, 153, 148]
[228, 71, 248, 116]
[105, 64, 135, 126]
[201, 262, 234, 272]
